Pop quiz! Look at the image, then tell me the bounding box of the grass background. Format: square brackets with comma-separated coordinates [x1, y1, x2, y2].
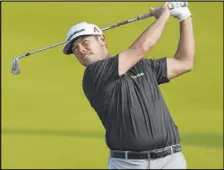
[2, 2, 223, 169]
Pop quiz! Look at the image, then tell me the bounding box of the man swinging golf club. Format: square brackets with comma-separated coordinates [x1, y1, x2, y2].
[63, 2, 195, 169]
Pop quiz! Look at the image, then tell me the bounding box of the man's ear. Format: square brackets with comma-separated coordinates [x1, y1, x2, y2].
[98, 35, 107, 47]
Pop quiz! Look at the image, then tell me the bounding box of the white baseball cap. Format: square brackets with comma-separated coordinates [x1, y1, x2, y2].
[63, 22, 103, 55]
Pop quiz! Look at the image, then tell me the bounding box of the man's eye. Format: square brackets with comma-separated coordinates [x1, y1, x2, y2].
[72, 47, 77, 52]
[83, 40, 88, 44]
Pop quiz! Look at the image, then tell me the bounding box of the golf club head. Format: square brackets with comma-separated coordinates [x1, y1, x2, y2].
[12, 57, 20, 75]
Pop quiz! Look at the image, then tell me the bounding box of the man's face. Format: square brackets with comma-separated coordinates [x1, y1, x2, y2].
[71, 35, 107, 66]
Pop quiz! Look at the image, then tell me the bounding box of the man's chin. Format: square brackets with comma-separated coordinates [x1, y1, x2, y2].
[83, 54, 92, 61]
[82, 55, 105, 65]
[81, 56, 92, 66]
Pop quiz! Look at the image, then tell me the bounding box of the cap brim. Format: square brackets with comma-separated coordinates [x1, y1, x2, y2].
[63, 38, 76, 55]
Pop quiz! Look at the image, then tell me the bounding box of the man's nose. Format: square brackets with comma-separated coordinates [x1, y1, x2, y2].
[78, 44, 86, 54]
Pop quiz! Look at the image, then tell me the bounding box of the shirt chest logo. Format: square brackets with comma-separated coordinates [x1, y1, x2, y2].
[128, 72, 145, 79]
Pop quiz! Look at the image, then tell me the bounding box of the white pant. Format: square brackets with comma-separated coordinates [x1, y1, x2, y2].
[108, 152, 187, 169]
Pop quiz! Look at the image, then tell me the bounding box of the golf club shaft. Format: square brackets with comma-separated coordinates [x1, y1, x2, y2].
[17, 41, 66, 59]
[15, 12, 153, 59]
[101, 12, 153, 31]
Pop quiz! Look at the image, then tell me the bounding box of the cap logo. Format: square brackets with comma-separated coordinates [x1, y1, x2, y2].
[67, 28, 85, 41]
[94, 27, 100, 33]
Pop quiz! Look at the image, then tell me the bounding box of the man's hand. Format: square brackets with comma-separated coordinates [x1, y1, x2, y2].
[168, 2, 192, 22]
[149, 2, 170, 20]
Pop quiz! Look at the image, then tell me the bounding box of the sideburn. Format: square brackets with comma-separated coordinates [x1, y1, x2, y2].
[95, 35, 106, 47]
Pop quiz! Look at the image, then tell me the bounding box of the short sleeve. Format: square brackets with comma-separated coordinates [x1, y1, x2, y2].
[146, 57, 170, 85]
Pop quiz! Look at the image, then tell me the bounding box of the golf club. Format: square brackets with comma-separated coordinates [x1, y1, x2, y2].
[11, 12, 153, 75]
[11, 2, 189, 75]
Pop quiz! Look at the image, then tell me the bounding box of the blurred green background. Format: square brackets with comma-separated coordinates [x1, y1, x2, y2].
[2, 2, 223, 169]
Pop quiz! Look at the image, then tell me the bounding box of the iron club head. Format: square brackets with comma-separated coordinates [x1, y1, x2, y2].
[12, 57, 20, 75]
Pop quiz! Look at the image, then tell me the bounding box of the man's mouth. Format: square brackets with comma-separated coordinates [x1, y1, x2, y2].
[81, 53, 92, 61]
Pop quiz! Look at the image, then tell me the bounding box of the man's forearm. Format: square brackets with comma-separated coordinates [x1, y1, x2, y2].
[174, 17, 195, 66]
[130, 14, 169, 53]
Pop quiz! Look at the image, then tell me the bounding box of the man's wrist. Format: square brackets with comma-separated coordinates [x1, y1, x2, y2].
[180, 16, 192, 24]
[158, 12, 170, 21]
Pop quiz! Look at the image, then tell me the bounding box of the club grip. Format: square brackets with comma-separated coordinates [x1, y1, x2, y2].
[138, 12, 153, 20]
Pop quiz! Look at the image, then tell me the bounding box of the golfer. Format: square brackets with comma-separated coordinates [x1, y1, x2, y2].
[63, 2, 195, 169]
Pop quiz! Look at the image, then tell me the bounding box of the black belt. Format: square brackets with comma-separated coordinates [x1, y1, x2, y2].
[110, 144, 182, 160]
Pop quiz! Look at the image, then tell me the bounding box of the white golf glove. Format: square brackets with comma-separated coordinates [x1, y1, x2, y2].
[168, 2, 192, 22]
